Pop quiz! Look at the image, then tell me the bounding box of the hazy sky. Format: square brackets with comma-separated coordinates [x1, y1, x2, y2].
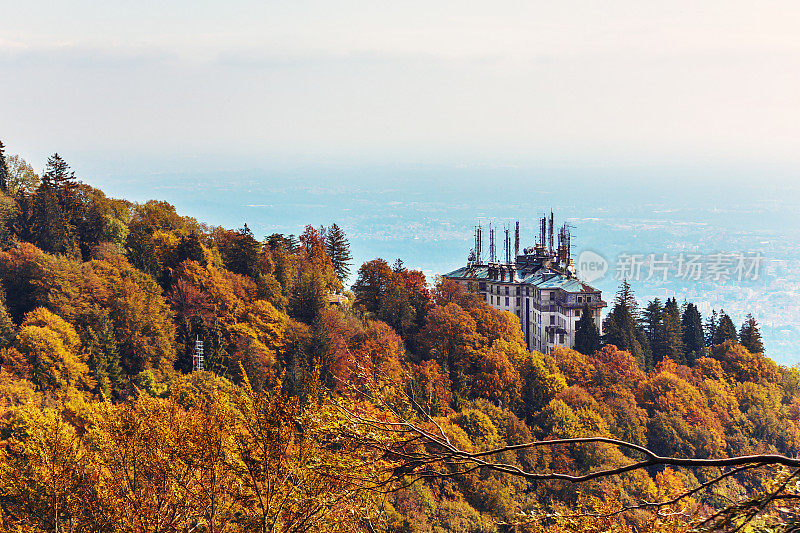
[2, 1, 800, 169]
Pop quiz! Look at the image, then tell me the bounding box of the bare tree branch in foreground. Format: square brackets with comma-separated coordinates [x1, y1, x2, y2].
[335, 393, 800, 531]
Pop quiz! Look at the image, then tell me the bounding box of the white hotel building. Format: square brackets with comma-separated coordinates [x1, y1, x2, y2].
[443, 219, 605, 354]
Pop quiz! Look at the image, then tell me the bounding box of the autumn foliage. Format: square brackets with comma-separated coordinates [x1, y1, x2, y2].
[0, 150, 798, 532]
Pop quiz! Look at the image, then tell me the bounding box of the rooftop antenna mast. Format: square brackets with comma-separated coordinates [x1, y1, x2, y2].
[489, 225, 496, 262]
[548, 211, 554, 254]
[564, 223, 574, 262]
[514, 221, 520, 258]
[539, 215, 546, 250]
[475, 225, 483, 264]
[504, 226, 511, 264]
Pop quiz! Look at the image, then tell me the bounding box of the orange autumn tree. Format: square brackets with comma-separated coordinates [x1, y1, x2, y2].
[316, 308, 408, 398]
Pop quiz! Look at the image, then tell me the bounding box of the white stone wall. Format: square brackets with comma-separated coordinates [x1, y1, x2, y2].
[458, 278, 603, 355]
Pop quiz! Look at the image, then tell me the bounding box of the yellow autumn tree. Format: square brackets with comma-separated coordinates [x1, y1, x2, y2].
[13, 307, 94, 391]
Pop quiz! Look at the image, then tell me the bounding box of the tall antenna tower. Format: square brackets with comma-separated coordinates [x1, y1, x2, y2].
[539, 215, 547, 249]
[514, 221, 520, 258]
[504, 226, 511, 264]
[489, 225, 496, 262]
[194, 336, 204, 372]
[548, 211, 554, 254]
[557, 223, 574, 264]
[475, 225, 483, 264]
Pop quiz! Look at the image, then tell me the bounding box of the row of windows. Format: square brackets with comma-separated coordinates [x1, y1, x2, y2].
[489, 295, 511, 307]
[488, 285, 511, 295]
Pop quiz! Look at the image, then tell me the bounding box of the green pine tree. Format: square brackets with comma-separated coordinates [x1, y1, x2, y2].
[603, 280, 651, 369]
[681, 303, 704, 364]
[31, 179, 77, 256]
[574, 303, 601, 355]
[325, 223, 353, 284]
[705, 310, 718, 347]
[286, 234, 300, 253]
[290, 269, 327, 324]
[28, 154, 81, 256]
[223, 224, 261, 279]
[175, 230, 206, 265]
[713, 310, 738, 345]
[739, 313, 765, 354]
[642, 299, 666, 363]
[42, 153, 79, 216]
[663, 297, 686, 364]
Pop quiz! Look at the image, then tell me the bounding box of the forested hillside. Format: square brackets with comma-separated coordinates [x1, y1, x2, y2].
[0, 145, 799, 532]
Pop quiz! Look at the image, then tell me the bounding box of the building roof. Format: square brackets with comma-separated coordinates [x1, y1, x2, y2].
[446, 264, 600, 293]
[443, 265, 490, 279]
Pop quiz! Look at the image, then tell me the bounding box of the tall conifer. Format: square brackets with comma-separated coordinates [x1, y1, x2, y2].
[603, 280, 651, 369]
[663, 297, 686, 364]
[642, 299, 666, 363]
[681, 303, 704, 364]
[705, 310, 718, 347]
[575, 303, 601, 355]
[713, 310, 738, 345]
[739, 313, 765, 354]
[325, 223, 353, 283]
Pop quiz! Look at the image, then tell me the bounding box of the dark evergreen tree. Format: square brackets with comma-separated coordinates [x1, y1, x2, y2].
[663, 297, 686, 364]
[642, 299, 666, 362]
[126, 224, 159, 279]
[221, 224, 261, 279]
[286, 234, 300, 253]
[603, 280, 651, 369]
[0, 140, 9, 192]
[290, 270, 327, 324]
[574, 303, 602, 355]
[266, 233, 287, 252]
[739, 313, 765, 354]
[713, 310, 738, 345]
[705, 310, 718, 347]
[325, 223, 353, 283]
[175, 230, 206, 265]
[681, 303, 704, 364]
[393, 258, 405, 272]
[42, 153, 79, 215]
[26, 154, 83, 256]
[30, 178, 77, 256]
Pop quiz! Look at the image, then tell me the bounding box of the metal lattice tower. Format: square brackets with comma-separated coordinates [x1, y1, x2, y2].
[489, 225, 496, 262]
[504, 227, 511, 264]
[475, 225, 482, 264]
[194, 336, 204, 372]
